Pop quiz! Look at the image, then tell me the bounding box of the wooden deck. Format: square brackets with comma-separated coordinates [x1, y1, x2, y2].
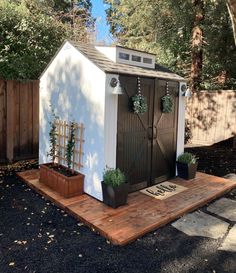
[17, 170, 236, 246]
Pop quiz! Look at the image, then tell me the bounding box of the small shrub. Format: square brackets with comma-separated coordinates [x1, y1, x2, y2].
[177, 152, 197, 164]
[103, 168, 126, 187]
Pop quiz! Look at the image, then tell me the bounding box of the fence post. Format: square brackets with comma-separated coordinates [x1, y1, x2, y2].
[6, 81, 14, 162]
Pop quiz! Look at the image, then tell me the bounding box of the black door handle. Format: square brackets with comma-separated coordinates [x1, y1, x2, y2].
[147, 127, 153, 140]
[153, 126, 157, 139]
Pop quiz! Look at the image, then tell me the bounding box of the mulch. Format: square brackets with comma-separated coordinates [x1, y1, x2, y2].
[0, 142, 236, 273]
[186, 138, 236, 177]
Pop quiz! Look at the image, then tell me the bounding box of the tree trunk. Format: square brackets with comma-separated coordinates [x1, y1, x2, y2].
[71, 0, 75, 29]
[190, 0, 205, 92]
[227, 0, 236, 45]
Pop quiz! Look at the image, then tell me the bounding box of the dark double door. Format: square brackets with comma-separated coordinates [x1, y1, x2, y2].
[116, 75, 179, 192]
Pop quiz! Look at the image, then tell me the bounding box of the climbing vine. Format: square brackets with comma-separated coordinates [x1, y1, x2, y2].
[66, 122, 76, 170]
[47, 108, 58, 164]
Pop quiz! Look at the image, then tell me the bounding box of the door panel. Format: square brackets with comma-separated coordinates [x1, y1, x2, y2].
[152, 79, 179, 184]
[117, 76, 154, 192]
[116, 76, 179, 192]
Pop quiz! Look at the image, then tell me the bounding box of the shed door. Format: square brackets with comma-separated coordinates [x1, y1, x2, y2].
[116, 75, 179, 192]
[152, 79, 179, 183]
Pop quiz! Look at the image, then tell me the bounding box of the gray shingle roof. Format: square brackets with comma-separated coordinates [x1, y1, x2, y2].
[70, 41, 185, 82]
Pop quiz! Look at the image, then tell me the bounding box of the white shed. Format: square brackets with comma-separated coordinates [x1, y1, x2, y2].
[39, 40, 186, 201]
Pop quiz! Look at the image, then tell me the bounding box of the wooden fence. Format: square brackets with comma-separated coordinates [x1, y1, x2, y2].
[0, 80, 39, 162]
[186, 90, 236, 146]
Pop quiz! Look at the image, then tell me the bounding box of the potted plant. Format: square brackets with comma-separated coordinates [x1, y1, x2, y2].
[176, 152, 198, 180]
[40, 116, 84, 198]
[102, 168, 129, 208]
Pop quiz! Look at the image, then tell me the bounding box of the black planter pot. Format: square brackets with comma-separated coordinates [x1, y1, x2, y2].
[101, 181, 129, 208]
[177, 162, 198, 180]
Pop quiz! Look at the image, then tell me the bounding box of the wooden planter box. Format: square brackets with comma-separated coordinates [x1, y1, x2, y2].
[40, 163, 84, 198]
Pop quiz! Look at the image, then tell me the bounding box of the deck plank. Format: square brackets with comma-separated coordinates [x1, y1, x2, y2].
[17, 170, 236, 245]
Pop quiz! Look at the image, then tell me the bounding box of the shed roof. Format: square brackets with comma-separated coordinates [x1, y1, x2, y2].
[70, 41, 185, 82]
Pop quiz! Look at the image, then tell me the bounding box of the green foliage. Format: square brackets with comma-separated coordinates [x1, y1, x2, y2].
[161, 95, 173, 113]
[0, 0, 68, 80]
[50, 0, 95, 42]
[131, 94, 148, 114]
[66, 122, 76, 170]
[105, 0, 236, 89]
[0, 0, 95, 80]
[103, 168, 126, 187]
[177, 152, 198, 164]
[47, 108, 58, 163]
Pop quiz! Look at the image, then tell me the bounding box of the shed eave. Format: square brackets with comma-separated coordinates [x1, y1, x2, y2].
[104, 70, 185, 82]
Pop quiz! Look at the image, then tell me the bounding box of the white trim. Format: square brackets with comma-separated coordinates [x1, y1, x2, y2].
[95, 46, 117, 62]
[176, 82, 186, 164]
[104, 74, 119, 170]
[116, 47, 155, 69]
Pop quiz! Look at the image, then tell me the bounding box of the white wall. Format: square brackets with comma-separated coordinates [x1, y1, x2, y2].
[39, 41, 106, 201]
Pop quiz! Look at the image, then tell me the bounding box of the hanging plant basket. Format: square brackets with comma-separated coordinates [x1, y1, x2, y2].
[161, 95, 173, 113]
[131, 94, 148, 114]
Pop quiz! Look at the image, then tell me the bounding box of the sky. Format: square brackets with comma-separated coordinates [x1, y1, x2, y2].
[91, 0, 113, 44]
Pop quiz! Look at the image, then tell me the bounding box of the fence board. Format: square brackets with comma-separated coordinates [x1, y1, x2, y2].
[32, 81, 39, 155]
[186, 91, 236, 146]
[0, 80, 6, 161]
[0, 79, 39, 162]
[28, 82, 33, 155]
[6, 81, 14, 161]
[13, 81, 20, 156]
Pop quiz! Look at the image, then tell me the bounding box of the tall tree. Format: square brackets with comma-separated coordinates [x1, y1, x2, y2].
[0, 0, 95, 80]
[105, 0, 236, 90]
[52, 0, 95, 42]
[0, 0, 94, 80]
[0, 0, 67, 80]
[190, 0, 204, 92]
[19, 0, 95, 42]
[227, 0, 236, 45]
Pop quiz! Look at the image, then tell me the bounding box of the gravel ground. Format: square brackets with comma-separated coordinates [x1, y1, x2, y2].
[0, 142, 236, 273]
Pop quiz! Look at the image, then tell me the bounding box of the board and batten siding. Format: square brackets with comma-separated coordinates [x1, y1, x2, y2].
[39, 41, 107, 201]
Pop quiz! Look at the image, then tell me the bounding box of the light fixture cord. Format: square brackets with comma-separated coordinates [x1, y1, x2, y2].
[138, 76, 141, 96]
[166, 81, 169, 96]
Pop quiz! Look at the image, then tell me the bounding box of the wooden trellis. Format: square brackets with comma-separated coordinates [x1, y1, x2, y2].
[54, 120, 85, 170]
